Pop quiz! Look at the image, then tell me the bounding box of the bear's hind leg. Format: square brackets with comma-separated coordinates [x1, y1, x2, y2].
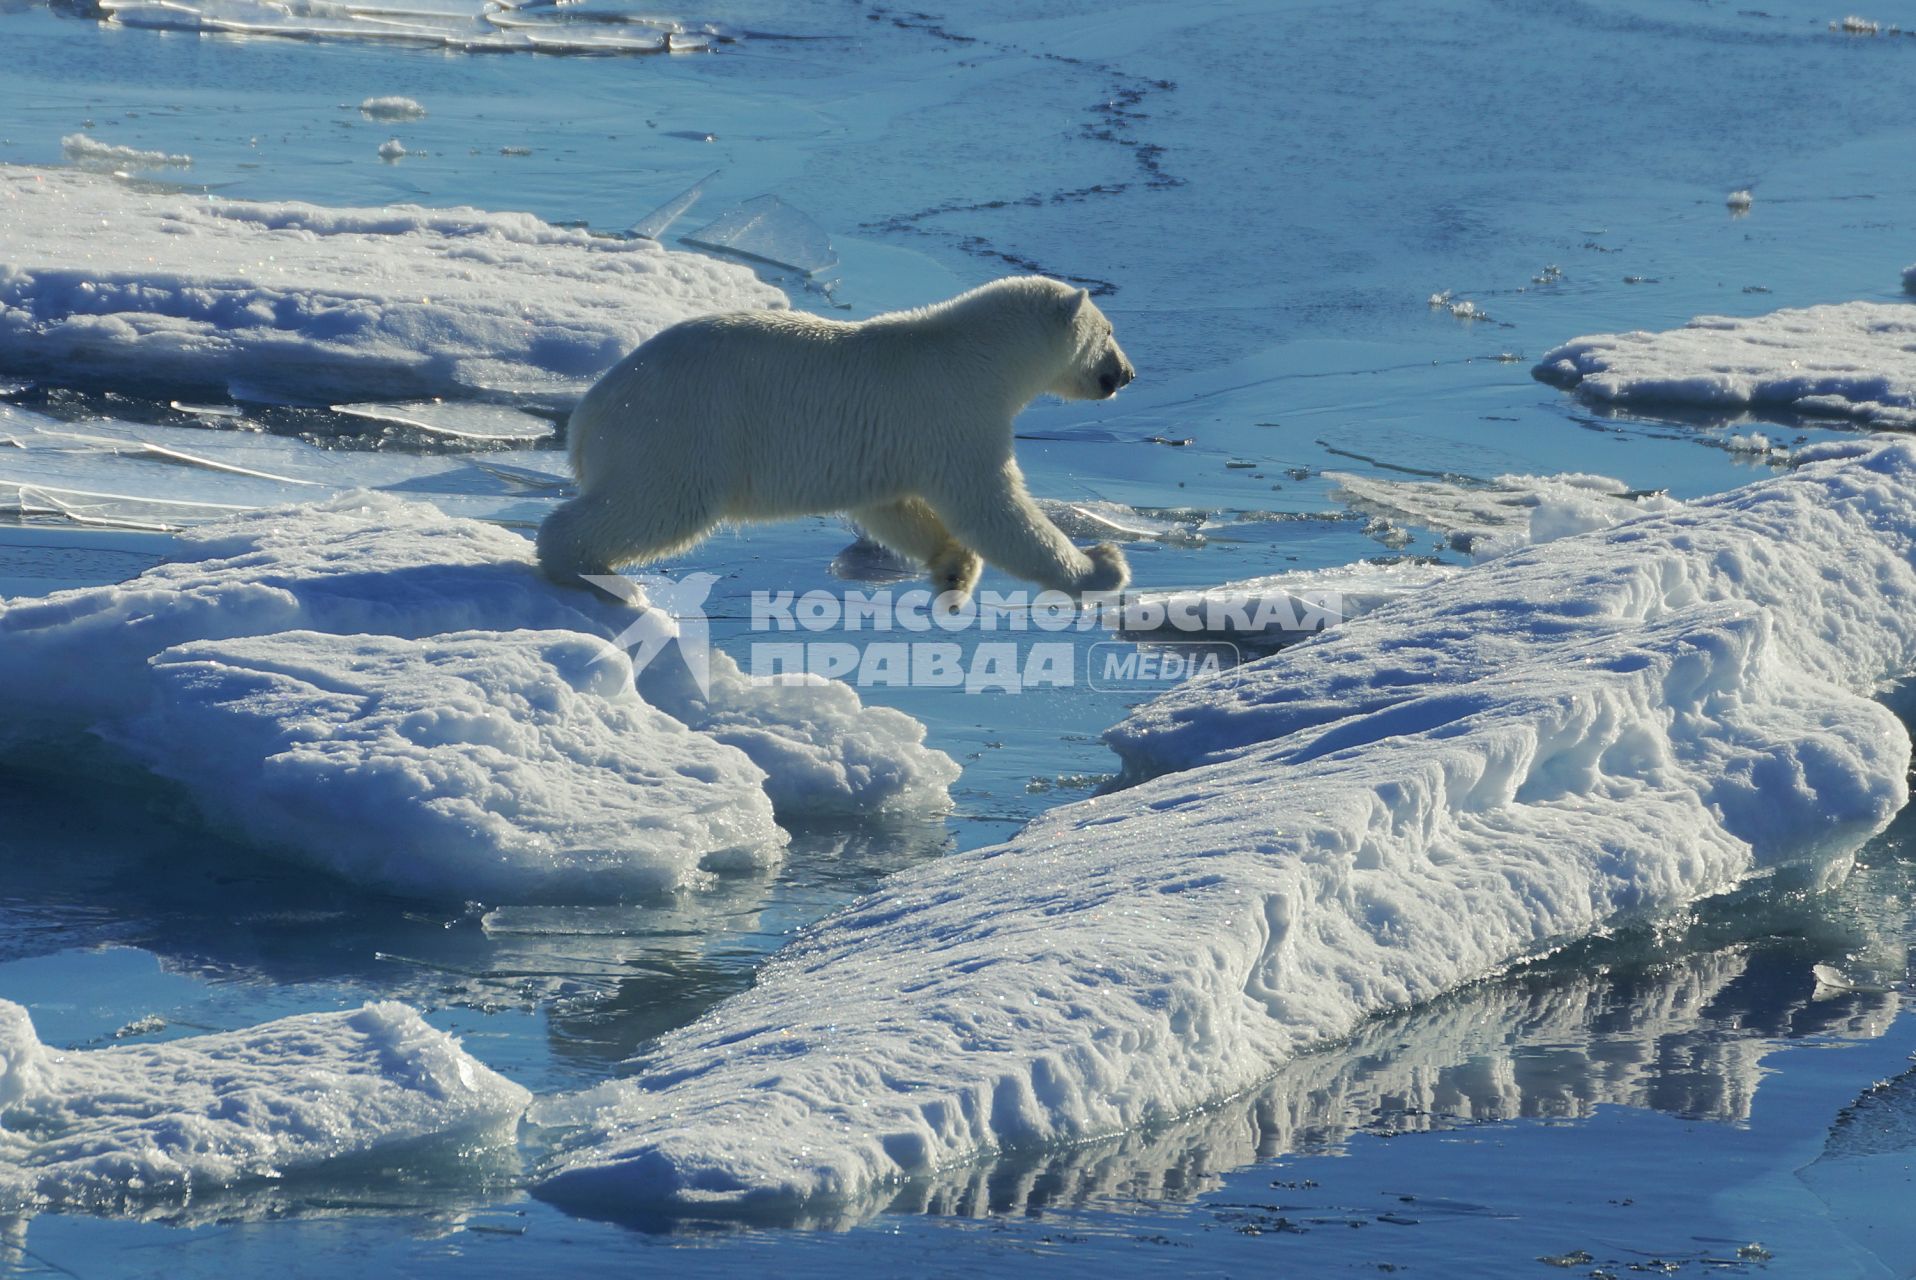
[536, 492, 718, 587]
[852, 497, 982, 598]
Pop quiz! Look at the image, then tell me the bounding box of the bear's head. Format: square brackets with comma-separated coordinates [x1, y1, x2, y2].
[1049, 286, 1135, 402]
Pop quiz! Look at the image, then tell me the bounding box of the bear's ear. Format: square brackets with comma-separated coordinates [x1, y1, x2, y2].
[1058, 286, 1090, 319]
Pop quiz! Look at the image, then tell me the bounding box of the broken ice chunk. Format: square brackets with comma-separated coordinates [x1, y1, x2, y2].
[683, 195, 839, 276]
[332, 401, 556, 441]
[630, 170, 718, 240]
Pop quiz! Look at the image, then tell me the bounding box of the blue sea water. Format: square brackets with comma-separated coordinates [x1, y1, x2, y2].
[3, 0, 1916, 1273]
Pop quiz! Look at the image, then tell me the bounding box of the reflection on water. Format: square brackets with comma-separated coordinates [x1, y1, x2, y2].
[635, 928, 1901, 1231]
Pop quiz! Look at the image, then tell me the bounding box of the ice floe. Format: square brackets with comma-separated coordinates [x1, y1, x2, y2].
[91, 0, 732, 55]
[0, 999, 527, 1212]
[1535, 301, 1916, 429]
[0, 165, 785, 405]
[0, 493, 958, 898]
[531, 440, 1916, 1215]
[122, 631, 786, 900]
[58, 133, 191, 170]
[1904, 262, 1915, 294]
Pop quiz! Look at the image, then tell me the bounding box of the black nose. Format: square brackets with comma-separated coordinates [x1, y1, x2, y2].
[1099, 371, 1118, 394]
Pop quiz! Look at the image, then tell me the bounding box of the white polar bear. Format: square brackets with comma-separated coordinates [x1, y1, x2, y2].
[536, 275, 1136, 598]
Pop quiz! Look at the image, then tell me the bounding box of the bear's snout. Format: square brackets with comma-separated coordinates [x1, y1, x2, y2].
[1098, 358, 1135, 397]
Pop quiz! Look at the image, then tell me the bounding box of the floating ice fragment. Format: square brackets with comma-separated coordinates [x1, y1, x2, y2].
[332, 400, 555, 441]
[60, 133, 191, 169]
[1727, 188, 1752, 213]
[630, 169, 716, 240]
[1903, 262, 1915, 294]
[0, 998, 529, 1211]
[168, 400, 244, 418]
[360, 95, 426, 120]
[377, 137, 409, 160]
[1835, 15, 1880, 33]
[683, 195, 839, 275]
[1725, 431, 1782, 457]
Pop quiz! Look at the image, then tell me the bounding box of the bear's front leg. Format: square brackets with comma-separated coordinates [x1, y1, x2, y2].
[926, 459, 1130, 596]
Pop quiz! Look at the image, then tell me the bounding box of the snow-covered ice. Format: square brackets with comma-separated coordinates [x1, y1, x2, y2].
[123, 630, 786, 900]
[1726, 188, 1752, 212]
[531, 440, 1916, 1215]
[0, 166, 785, 405]
[376, 137, 409, 161]
[0, 493, 958, 896]
[0, 999, 527, 1212]
[1535, 301, 1916, 429]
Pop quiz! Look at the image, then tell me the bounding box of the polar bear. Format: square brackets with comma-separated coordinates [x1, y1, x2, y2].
[535, 276, 1135, 599]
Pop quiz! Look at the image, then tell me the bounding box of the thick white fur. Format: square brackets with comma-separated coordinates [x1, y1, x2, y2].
[536, 275, 1136, 597]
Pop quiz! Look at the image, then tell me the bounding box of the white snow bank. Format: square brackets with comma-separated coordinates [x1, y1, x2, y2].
[0, 999, 527, 1211]
[0, 494, 956, 867]
[1535, 301, 1916, 428]
[531, 440, 1916, 1215]
[0, 165, 784, 404]
[122, 630, 785, 900]
[59, 133, 191, 170]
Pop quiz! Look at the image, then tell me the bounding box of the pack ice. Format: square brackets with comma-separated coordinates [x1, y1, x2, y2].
[0, 494, 958, 899]
[1534, 300, 1916, 428]
[0, 999, 527, 1212]
[0, 166, 784, 404]
[531, 440, 1916, 1216]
